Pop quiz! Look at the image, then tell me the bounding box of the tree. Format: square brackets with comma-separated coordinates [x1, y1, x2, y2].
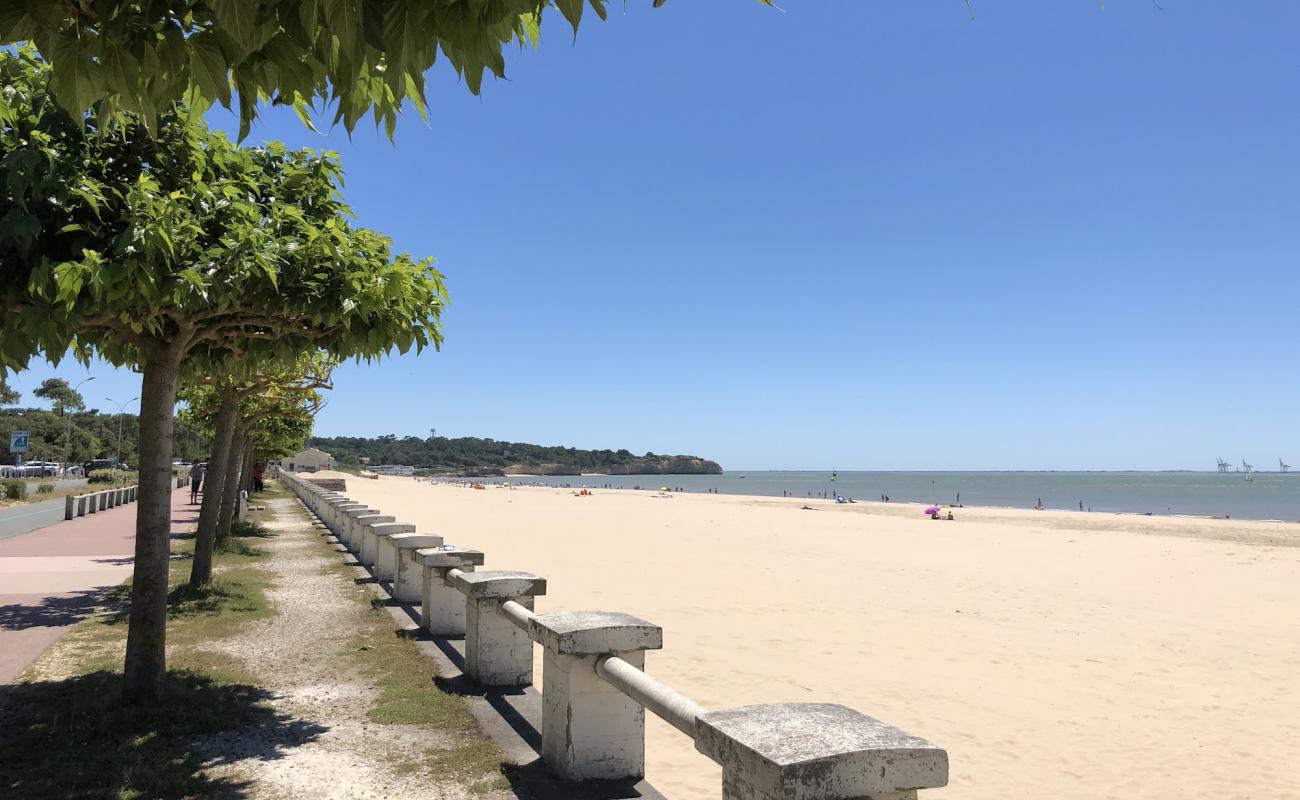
[0, 378, 19, 405]
[32, 377, 85, 417]
[179, 350, 333, 586]
[0, 1, 756, 139]
[0, 49, 446, 703]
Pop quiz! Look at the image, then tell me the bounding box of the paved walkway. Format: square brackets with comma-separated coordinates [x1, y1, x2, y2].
[0, 490, 195, 683]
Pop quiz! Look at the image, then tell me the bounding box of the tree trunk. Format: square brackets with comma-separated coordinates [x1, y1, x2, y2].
[190, 390, 238, 587]
[121, 353, 181, 705]
[217, 424, 246, 543]
[243, 444, 255, 492]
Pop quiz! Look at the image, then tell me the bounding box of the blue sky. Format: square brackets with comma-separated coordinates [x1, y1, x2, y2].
[9, 2, 1299, 471]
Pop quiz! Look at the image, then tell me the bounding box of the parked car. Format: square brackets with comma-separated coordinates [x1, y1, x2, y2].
[21, 461, 61, 477]
[83, 459, 129, 474]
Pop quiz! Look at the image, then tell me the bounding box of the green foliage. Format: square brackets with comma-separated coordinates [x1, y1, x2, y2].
[86, 469, 139, 486]
[31, 377, 85, 415]
[0, 377, 20, 404]
[0, 47, 446, 378]
[312, 434, 722, 474]
[2, 479, 26, 499]
[179, 350, 333, 462]
[0, 0, 774, 139]
[0, 406, 206, 464]
[35, 481, 53, 494]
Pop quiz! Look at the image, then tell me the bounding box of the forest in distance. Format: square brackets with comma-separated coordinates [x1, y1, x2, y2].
[0, 406, 207, 466]
[310, 434, 723, 476]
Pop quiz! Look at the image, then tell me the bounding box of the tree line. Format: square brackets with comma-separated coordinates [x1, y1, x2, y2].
[0, 378, 207, 466]
[312, 434, 722, 475]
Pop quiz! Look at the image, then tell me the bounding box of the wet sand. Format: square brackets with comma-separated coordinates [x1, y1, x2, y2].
[328, 473, 1300, 799]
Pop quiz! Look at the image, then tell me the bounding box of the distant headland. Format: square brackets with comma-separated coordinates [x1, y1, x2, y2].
[309, 434, 722, 477]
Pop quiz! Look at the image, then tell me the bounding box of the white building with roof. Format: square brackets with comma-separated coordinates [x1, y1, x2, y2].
[280, 447, 333, 473]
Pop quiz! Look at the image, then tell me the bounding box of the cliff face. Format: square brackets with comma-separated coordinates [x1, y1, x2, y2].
[606, 457, 723, 475]
[502, 464, 579, 476]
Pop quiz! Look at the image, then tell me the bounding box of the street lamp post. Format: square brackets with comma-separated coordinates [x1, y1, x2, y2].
[63, 377, 94, 476]
[107, 395, 140, 466]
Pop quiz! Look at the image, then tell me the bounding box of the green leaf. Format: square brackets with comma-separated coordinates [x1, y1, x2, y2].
[47, 33, 103, 122]
[189, 32, 233, 109]
[208, 0, 257, 58]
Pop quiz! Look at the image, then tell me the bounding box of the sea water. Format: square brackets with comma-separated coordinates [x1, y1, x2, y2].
[476, 470, 1300, 521]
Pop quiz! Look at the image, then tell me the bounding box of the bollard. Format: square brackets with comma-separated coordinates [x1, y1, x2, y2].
[76, 495, 88, 516]
[531, 611, 663, 781]
[455, 570, 546, 687]
[385, 534, 445, 602]
[371, 522, 418, 581]
[98, 492, 108, 512]
[354, 515, 397, 566]
[65, 494, 75, 520]
[694, 704, 949, 800]
[418, 547, 485, 634]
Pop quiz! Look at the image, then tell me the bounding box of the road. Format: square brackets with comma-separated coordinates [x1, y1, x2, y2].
[0, 497, 72, 543]
[0, 490, 194, 683]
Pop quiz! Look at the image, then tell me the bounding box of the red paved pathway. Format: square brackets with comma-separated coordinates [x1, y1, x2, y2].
[0, 489, 196, 683]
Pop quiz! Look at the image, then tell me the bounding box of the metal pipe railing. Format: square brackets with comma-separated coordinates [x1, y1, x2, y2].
[500, 598, 535, 631]
[596, 654, 705, 739]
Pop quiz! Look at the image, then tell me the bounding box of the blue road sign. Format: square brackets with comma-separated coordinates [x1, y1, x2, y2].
[9, 431, 29, 454]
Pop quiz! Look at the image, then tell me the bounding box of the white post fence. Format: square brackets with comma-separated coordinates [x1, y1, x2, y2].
[281, 471, 949, 800]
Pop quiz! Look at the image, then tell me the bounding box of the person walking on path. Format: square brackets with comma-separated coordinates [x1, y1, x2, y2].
[189, 460, 205, 504]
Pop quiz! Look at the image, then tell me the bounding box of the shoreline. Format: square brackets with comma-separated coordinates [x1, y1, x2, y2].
[429, 477, 1300, 535]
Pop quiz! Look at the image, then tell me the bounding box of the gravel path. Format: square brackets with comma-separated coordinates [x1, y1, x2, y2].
[195, 496, 510, 800]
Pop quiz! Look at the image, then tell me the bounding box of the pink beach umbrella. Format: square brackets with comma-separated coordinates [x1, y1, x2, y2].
[924, 506, 941, 516]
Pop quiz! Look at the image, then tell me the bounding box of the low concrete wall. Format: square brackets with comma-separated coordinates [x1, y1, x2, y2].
[278, 470, 950, 799]
[303, 476, 347, 492]
[65, 482, 142, 520]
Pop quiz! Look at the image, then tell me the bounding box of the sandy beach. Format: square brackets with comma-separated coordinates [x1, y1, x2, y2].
[327, 473, 1300, 799]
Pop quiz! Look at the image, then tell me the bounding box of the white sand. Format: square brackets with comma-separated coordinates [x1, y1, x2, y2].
[328, 473, 1300, 799]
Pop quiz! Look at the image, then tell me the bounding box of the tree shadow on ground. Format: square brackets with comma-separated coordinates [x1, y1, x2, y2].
[0, 588, 107, 631]
[98, 575, 258, 628]
[0, 670, 327, 800]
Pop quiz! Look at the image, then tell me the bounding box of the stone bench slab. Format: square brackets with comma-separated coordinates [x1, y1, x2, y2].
[453, 570, 546, 599]
[389, 533, 445, 550]
[531, 610, 663, 655]
[694, 703, 948, 799]
[417, 546, 485, 569]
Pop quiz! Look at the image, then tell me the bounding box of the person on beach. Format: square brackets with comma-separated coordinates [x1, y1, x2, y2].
[1036, 498, 1044, 510]
[189, 460, 205, 504]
